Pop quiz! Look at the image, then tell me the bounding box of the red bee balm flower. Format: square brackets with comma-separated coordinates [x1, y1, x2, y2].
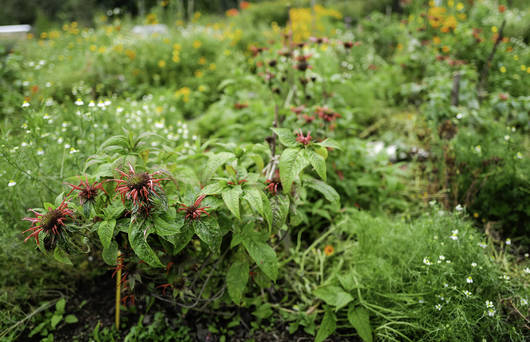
[23, 200, 74, 245]
[68, 178, 107, 205]
[265, 169, 282, 195]
[296, 129, 312, 146]
[114, 163, 165, 215]
[179, 195, 210, 220]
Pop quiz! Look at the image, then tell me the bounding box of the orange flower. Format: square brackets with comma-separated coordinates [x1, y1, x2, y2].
[240, 1, 250, 10]
[498, 5, 506, 13]
[324, 245, 334, 256]
[226, 8, 239, 17]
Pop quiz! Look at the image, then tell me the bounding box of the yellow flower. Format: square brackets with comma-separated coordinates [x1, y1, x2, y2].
[90, 45, 97, 52]
[499, 66, 506, 73]
[158, 60, 166, 68]
[198, 85, 207, 92]
[224, 49, 231, 56]
[125, 49, 136, 60]
[209, 63, 216, 71]
[456, 2, 464, 11]
[527, 67, 530, 73]
[40, 32, 48, 39]
[491, 26, 498, 33]
[194, 12, 201, 20]
[155, 106, 163, 114]
[448, 0, 454, 7]
[193, 40, 202, 49]
[521, 65, 527, 71]
[458, 13, 467, 20]
[397, 43, 403, 50]
[173, 43, 181, 51]
[195, 70, 203, 78]
[473, 212, 479, 218]
[172, 54, 180, 63]
[433, 36, 441, 44]
[324, 245, 334, 256]
[513, 55, 518, 61]
[199, 57, 206, 65]
[442, 45, 450, 53]
[98, 46, 106, 53]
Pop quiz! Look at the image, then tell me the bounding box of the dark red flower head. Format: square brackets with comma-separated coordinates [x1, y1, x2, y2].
[296, 129, 312, 146]
[309, 36, 329, 44]
[291, 105, 306, 115]
[178, 195, 210, 220]
[315, 106, 341, 123]
[265, 169, 282, 195]
[68, 178, 107, 205]
[114, 163, 165, 215]
[23, 200, 74, 246]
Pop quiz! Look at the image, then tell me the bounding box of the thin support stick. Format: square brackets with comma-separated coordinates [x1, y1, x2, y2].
[115, 251, 121, 330]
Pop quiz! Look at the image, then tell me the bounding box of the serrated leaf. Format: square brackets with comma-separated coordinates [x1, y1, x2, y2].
[102, 200, 125, 219]
[64, 314, 78, 324]
[313, 285, 353, 311]
[222, 186, 242, 219]
[154, 215, 184, 236]
[193, 216, 222, 253]
[272, 128, 298, 147]
[279, 147, 306, 194]
[164, 221, 194, 254]
[54, 247, 73, 266]
[129, 221, 164, 268]
[199, 182, 225, 196]
[307, 150, 326, 181]
[102, 241, 119, 265]
[243, 238, 278, 281]
[203, 152, 236, 183]
[347, 305, 373, 342]
[304, 176, 340, 203]
[271, 194, 290, 230]
[226, 260, 249, 305]
[315, 309, 337, 342]
[97, 219, 115, 249]
[317, 138, 342, 150]
[243, 188, 263, 215]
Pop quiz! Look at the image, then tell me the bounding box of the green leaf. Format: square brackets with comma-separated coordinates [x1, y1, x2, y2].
[222, 186, 242, 219]
[243, 238, 278, 281]
[317, 138, 342, 150]
[307, 150, 327, 181]
[102, 200, 125, 219]
[97, 219, 116, 249]
[64, 315, 78, 324]
[261, 191, 273, 230]
[154, 215, 184, 236]
[199, 182, 225, 196]
[193, 216, 222, 253]
[165, 222, 194, 254]
[243, 188, 263, 216]
[279, 147, 306, 194]
[203, 152, 235, 183]
[313, 286, 353, 311]
[271, 194, 290, 231]
[55, 298, 66, 314]
[272, 128, 298, 147]
[51, 314, 63, 329]
[304, 176, 340, 203]
[315, 309, 337, 342]
[129, 221, 164, 268]
[102, 241, 119, 266]
[347, 305, 373, 342]
[226, 260, 249, 305]
[53, 248, 73, 266]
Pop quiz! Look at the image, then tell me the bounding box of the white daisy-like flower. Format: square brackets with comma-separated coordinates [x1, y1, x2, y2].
[443, 283, 449, 288]
[501, 274, 510, 280]
[463, 290, 471, 297]
[435, 304, 442, 311]
[456, 113, 463, 119]
[88, 100, 95, 107]
[439, 255, 446, 261]
[8, 180, 16, 187]
[75, 98, 84, 106]
[97, 101, 105, 108]
[478, 242, 487, 248]
[524, 267, 530, 274]
[505, 238, 511, 245]
[69, 147, 78, 154]
[423, 257, 433, 266]
[466, 276, 473, 284]
[485, 300, 494, 308]
[521, 298, 528, 306]
[487, 308, 496, 317]
[455, 204, 463, 211]
[37, 149, 44, 155]
[419, 299, 425, 304]
[471, 262, 477, 267]
[504, 135, 510, 141]
[22, 101, 30, 108]
[516, 152, 523, 159]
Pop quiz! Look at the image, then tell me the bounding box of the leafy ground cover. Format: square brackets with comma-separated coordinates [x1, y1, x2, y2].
[0, 1, 529, 341]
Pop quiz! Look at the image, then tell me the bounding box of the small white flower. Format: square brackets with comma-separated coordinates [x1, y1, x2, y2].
[443, 283, 448, 288]
[97, 101, 105, 108]
[471, 262, 477, 267]
[521, 298, 528, 306]
[419, 299, 425, 304]
[474, 145, 482, 153]
[487, 308, 496, 317]
[478, 242, 487, 248]
[8, 180, 16, 187]
[116, 107, 124, 113]
[439, 255, 445, 261]
[463, 290, 472, 297]
[64, 144, 71, 149]
[466, 276, 473, 284]
[505, 238, 511, 245]
[423, 257, 433, 266]
[501, 274, 510, 280]
[37, 149, 44, 155]
[485, 300, 494, 308]
[456, 113, 463, 119]
[22, 101, 30, 108]
[69, 147, 78, 154]
[455, 204, 464, 211]
[516, 152, 523, 159]
[504, 135, 510, 141]
[88, 100, 95, 107]
[429, 200, 437, 206]
[435, 304, 442, 311]
[75, 98, 84, 106]
[450, 234, 458, 241]
[524, 267, 530, 274]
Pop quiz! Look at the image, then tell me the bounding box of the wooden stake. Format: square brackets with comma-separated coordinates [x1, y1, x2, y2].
[115, 251, 121, 331]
